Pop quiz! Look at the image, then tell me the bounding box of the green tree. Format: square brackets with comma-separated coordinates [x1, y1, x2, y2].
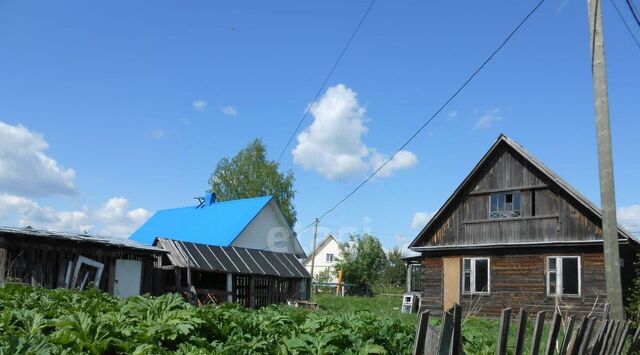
[335, 234, 387, 288]
[208, 139, 296, 226]
[382, 246, 407, 288]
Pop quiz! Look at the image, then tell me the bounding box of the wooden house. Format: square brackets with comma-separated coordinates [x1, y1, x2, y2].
[0, 226, 163, 297]
[302, 234, 341, 282]
[408, 135, 639, 317]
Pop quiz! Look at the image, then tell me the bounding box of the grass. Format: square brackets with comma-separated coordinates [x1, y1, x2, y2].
[313, 293, 418, 327]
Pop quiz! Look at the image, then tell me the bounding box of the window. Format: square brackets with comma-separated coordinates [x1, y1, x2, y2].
[547, 256, 581, 297]
[325, 253, 335, 262]
[490, 191, 522, 219]
[462, 258, 490, 294]
[409, 264, 422, 292]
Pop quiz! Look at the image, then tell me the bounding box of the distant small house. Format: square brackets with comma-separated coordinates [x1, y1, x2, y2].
[0, 226, 163, 297]
[130, 195, 311, 306]
[408, 135, 639, 317]
[303, 234, 341, 282]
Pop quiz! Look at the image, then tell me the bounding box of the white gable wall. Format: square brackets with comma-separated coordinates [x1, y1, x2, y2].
[231, 201, 302, 256]
[303, 237, 341, 282]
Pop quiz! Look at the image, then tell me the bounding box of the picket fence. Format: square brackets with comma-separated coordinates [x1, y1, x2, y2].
[413, 303, 640, 355]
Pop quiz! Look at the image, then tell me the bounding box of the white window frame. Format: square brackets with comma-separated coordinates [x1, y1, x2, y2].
[462, 257, 491, 295]
[546, 256, 581, 297]
[325, 253, 335, 263]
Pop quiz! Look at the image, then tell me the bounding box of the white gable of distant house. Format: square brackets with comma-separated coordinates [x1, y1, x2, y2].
[232, 199, 306, 258]
[303, 234, 341, 282]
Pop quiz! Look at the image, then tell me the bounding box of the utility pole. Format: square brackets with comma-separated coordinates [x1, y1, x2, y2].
[309, 218, 319, 287]
[588, 0, 624, 320]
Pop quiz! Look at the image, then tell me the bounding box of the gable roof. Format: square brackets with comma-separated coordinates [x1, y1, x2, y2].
[155, 237, 311, 279]
[303, 234, 339, 265]
[130, 196, 274, 246]
[409, 134, 637, 249]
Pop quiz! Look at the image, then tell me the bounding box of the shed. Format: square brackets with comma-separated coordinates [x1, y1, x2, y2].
[155, 237, 311, 307]
[0, 226, 164, 297]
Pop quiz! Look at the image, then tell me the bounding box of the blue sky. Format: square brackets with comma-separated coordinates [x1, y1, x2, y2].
[0, 0, 638, 252]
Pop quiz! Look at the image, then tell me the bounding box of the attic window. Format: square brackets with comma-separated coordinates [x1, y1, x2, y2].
[547, 256, 581, 297]
[490, 191, 521, 219]
[326, 253, 335, 262]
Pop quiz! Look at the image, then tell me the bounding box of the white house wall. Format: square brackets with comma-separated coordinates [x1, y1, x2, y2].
[304, 238, 341, 282]
[232, 201, 299, 255]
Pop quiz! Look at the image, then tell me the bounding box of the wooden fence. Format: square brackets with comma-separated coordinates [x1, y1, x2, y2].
[413, 303, 640, 355]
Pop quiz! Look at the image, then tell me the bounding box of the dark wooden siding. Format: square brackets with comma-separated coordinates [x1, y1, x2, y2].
[419, 257, 443, 313]
[420, 248, 611, 317]
[417, 146, 606, 248]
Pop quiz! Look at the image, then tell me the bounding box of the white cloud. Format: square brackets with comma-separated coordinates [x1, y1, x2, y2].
[292, 84, 417, 180]
[221, 106, 238, 117]
[0, 121, 76, 197]
[619, 205, 640, 227]
[151, 128, 165, 139]
[0, 194, 151, 237]
[362, 216, 372, 224]
[193, 100, 207, 112]
[370, 150, 418, 178]
[474, 108, 502, 129]
[180, 117, 190, 125]
[411, 211, 435, 229]
[448, 111, 458, 119]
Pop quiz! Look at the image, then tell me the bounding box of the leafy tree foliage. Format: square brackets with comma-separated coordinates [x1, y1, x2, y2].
[208, 139, 296, 226]
[381, 247, 407, 288]
[335, 234, 387, 288]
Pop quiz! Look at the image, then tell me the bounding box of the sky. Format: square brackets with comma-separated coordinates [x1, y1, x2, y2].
[0, 0, 639, 253]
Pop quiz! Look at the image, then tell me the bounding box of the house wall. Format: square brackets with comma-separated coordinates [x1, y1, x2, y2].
[419, 247, 619, 317]
[232, 201, 300, 255]
[303, 238, 341, 282]
[418, 147, 605, 248]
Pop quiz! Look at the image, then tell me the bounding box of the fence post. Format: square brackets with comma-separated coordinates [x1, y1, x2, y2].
[530, 311, 546, 355]
[544, 311, 562, 355]
[413, 311, 430, 355]
[497, 308, 512, 355]
[559, 316, 575, 355]
[613, 320, 630, 355]
[437, 308, 455, 355]
[567, 316, 588, 355]
[451, 304, 462, 355]
[514, 308, 528, 355]
[588, 319, 608, 354]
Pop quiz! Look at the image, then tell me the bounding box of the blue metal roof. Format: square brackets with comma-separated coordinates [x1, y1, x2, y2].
[130, 196, 273, 246]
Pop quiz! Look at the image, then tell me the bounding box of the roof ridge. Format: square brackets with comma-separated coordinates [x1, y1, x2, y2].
[155, 195, 273, 213]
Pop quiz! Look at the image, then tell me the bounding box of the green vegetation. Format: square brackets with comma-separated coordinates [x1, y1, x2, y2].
[208, 138, 297, 226]
[0, 285, 415, 354]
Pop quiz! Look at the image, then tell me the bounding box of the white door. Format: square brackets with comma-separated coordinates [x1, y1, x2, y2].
[114, 259, 142, 297]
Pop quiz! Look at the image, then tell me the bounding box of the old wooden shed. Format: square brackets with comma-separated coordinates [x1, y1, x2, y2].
[0, 226, 164, 297]
[155, 237, 311, 307]
[408, 135, 639, 317]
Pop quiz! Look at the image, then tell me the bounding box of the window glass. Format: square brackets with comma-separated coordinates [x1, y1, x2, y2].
[325, 253, 334, 262]
[410, 265, 421, 292]
[463, 259, 471, 270]
[475, 259, 489, 293]
[463, 271, 471, 293]
[562, 258, 579, 295]
[490, 191, 522, 218]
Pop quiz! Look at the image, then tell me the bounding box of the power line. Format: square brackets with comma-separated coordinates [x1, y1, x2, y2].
[298, 0, 545, 228]
[609, 0, 640, 50]
[625, 0, 640, 27]
[276, 0, 378, 163]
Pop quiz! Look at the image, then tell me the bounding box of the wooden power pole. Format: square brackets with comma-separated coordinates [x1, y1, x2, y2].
[588, 0, 624, 320]
[309, 218, 319, 284]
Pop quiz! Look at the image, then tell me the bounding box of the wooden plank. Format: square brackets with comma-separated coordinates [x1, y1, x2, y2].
[0, 248, 7, 285]
[568, 316, 589, 355]
[544, 311, 562, 355]
[437, 308, 454, 355]
[613, 320, 630, 355]
[559, 316, 575, 355]
[587, 319, 608, 354]
[497, 308, 512, 355]
[514, 308, 528, 355]
[627, 323, 640, 354]
[413, 311, 430, 355]
[603, 320, 620, 354]
[530, 311, 546, 355]
[603, 303, 610, 320]
[451, 304, 462, 355]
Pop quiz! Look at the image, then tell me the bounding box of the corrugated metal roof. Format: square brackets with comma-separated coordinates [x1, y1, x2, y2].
[156, 237, 311, 279]
[0, 226, 164, 252]
[130, 196, 273, 246]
